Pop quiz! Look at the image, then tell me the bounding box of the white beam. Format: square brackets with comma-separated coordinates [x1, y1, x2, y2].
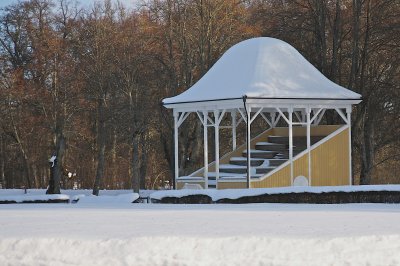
[310, 108, 323, 123]
[276, 108, 290, 124]
[196, 111, 204, 124]
[272, 112, 281, 127]
[250, 107, 263, 124]
[335, 108, 348, 124]
[260, 112, 273, 128]
[237, 108, 246, 121]
[177, 112, 190, 127]
[314, 109, 326, 125]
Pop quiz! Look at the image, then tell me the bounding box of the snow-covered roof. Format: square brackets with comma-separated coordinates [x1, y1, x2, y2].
[163, 37, 361, 106]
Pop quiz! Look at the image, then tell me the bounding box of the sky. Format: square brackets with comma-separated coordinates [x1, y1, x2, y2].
[0, 0, 138, 9]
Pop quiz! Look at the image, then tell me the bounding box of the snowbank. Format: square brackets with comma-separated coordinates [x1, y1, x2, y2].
[0, 203, 400, 265]
[1, 235, 399, 266]
[150, 184, 400, 201]
[0, 189, 139, 204]
[73, 193, 139, 204]
[0, 194, 69, 203]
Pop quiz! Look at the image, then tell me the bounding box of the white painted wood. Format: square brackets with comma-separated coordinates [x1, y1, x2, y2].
[250, 107, 263, 124]
[260, 112, 273, 128]
[276, 108, 290, 124]
[174, 111, 179, 189]
[231, 111, 237, 150]
[314, 109, 326, 125]
[347, 107, 352, 186]
[196, 111, 204, 124]
[214, 110, 221, 189]
[246, 107, 251, 188]
[335, 108, 348, 124]
[273, 112, 281, 127]
[203, 111, 209, 188]
[306, 107, 311, 186]
[177, 112, 190, 127]
[289, 108, 294, 186]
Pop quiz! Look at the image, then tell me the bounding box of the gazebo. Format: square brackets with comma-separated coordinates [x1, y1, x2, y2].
[163, 37, 361, 190]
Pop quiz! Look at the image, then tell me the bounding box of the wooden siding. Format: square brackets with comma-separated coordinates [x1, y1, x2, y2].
[218, 181, 247, 189]
[251, 127, 350, 188]
[311, 128, 350, 186]
[273, 125, 341, 137]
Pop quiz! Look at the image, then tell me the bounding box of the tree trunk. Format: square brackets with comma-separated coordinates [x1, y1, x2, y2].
[46, 138, 65, 194]
[93, 98, 106, 196]
[359, 113, 375, 185]
[111, 126, 117, 189]
[139, 133, 147, 190]
[0, 134, 5, 188]
[131, 134, 140, 193]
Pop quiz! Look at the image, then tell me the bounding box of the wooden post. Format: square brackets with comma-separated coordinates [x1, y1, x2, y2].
[306, 107, 311, 186]
[246, 107, 251, 188]
[173, 111, 179, 189]
[214, 110, 220, 189]
[231, 110, 237, 150]
[203, 111, 208, 189]
[289, 108, 293, 185]
[347, 107, 352, 186]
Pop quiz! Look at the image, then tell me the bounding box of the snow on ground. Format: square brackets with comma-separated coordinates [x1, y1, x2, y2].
[0, 189, 400, 265]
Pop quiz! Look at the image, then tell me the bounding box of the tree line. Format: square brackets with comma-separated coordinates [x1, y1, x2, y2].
[0, 0, 398, 194]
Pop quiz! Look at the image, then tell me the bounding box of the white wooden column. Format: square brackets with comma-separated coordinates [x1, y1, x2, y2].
[347, 107, 352, 186]
[231, 110, 237, 150]
[173, 111, 179, 189]
[214, 110, 220, 189]
[289, 108, 294, 185]
[203, 111, 208, 188]
[306, 107, 311, 186]
[246, 107, 251, 188]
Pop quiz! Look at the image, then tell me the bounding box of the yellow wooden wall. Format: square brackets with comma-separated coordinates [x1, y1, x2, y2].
[218, 182, 247, 189]
[311, 128, 350, 186]
[251, 127, 350, 188]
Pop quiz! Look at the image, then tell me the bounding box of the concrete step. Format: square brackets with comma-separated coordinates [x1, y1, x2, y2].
[256, 167, 276, 174]
[268, 158, 287, 166]
[219, 164, 247, 174]
[208, 172, 262, 179]
[255, 142, 287, 151]
[268, 135, 325, 145]
[275, 151, 302, 159]
[229, 157, 265, 166]
[242, 149, 278, 159]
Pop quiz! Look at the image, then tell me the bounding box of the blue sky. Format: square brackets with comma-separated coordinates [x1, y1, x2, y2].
[0, 0, 137, 9]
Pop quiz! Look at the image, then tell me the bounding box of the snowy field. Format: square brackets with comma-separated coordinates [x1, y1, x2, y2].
[0, 190, 400, 265]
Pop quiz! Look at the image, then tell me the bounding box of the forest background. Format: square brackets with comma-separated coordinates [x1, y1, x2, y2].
[0, 0, 398, 194]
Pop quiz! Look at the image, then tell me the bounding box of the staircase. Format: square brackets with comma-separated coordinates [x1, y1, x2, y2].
[205, 135, 324, 189]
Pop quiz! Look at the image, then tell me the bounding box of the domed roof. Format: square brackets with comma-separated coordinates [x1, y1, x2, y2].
[163, 37, 361, 105]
